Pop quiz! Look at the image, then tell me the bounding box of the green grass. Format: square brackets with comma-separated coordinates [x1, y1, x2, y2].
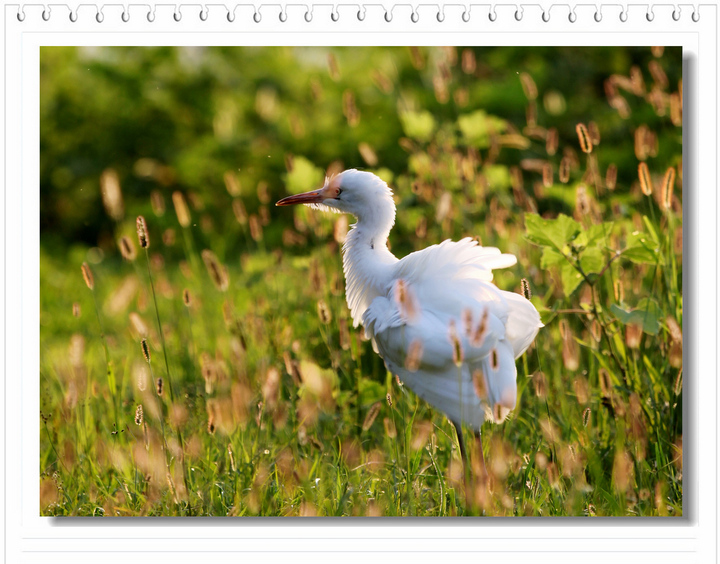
[39, 46, 682, 517]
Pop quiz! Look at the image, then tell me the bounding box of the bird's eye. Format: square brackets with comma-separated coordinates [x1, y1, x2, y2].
[335, 187, 343, 198]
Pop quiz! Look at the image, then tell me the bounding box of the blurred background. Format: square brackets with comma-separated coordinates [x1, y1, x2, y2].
[41, 46, 681, 256]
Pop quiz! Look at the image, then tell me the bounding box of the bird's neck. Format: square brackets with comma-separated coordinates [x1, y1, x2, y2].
[341, 205, 398, 325]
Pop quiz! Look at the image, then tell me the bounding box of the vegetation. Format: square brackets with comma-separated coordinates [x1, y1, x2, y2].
[40, 46, 682, 516]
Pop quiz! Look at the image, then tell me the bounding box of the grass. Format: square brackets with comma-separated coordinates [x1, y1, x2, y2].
[39, 46, 682, 517]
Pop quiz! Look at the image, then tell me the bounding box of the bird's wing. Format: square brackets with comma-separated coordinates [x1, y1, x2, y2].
[394, 237, 517, 285]
[359, 238, 541, 430]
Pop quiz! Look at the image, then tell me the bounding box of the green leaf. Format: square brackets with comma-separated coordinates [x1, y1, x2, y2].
[525, 213, 582, 251]
[457, 110, 507, 148]
[579, 247, 605, 275]
[561, 262, 584, 296]
[575, 221, 614, 248]
[399, 110, 436, 142]
[623, 231, 664, 265]
[642, 215, 660, 245]
[540, 247, 566, 268]
[610, 298, 661, 335]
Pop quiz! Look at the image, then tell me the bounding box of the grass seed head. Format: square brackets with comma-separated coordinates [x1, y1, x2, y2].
[448, 320, 463, 367]
[533, 371, 547, 398]
[520, 278, 532, 300]
[404, 339, 424, 372]
[638, 162, 653, 196]
[72, 302, 81, 318]
[559, 156, 571, 183]
[81, 262, 94, 290]
[661, 166, 676, 211]
[470, 307, 489, 348]
[135, 404, 144, 426]
[606, 163, 618, 190]
[316, 299, 332, 324]
[201, 250, 229, 291]
[118, 236, 137, 261]
[362, 402, 382, 432]
[136, 216, 149, 248]
[542, 162, 553, 187]
[150, 189, 165, 216]
[182, 288, 191, 307]
[576, 123, 593, 154]
[100, 168, 124, 221]
[156, 377, 163, 396]
[519, 72, 538, 100]
[472, 369, 488, 400]
[141, 338, 151, 363]
[172, 191, 191, 228]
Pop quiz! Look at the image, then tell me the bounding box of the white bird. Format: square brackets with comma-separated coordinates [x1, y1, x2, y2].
[277, 169, 542, 471]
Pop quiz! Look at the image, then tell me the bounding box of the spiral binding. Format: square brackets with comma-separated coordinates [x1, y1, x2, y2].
[14, 2, 701, 23]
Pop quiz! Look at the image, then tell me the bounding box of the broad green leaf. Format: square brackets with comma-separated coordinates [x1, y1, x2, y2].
[525, 213, 582, 250]
[623, 231, 664, 265]
[561, 262, 584, 296]
[579, 247, 605, 275]
[540, 247, 566, 268]
[575, 221, 614, 248]
[399, 110, 436, 142]
[610, 298, 661, 335]
[457, 110, 507, 148]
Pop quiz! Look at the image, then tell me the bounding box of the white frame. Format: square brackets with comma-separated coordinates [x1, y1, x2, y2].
[2, 2, 717, 562]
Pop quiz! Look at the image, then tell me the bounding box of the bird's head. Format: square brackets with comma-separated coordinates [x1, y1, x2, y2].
[276, 169, 394, 221]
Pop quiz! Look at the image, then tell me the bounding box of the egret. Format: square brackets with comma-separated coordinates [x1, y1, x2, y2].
[277, 169, 542, 473]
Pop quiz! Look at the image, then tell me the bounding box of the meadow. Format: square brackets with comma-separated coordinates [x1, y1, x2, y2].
[40, 46, 682, 516]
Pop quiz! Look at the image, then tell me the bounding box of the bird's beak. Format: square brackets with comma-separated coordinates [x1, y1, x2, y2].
[276, 187, 327, 207]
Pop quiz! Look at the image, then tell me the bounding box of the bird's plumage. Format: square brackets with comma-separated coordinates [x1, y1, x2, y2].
[277, 169, 542, 433]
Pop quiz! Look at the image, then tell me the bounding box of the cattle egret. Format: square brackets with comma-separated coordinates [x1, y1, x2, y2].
[277, 169, 542, 472]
